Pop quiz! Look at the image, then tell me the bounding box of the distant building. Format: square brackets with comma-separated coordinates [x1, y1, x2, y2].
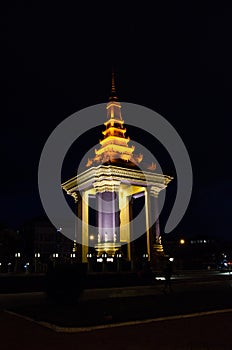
[0, 225, 19, 271]
[162, 233, 231, 269]
[19, 216, 73, 262]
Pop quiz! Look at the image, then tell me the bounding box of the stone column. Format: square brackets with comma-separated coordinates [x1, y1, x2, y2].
[144, 189, 151, 261]
[149, 187, 163, 243]
[81, 191, 89, 263]
[119, 191, 130, 260]
[148, 186, 164, 271]
[129, 196, 135, 270]
[76, 192, 82, 263]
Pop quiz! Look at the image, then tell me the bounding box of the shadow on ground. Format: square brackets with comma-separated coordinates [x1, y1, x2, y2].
[5, 278, 232, 328]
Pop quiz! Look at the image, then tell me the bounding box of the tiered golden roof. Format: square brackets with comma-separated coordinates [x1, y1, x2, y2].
[86, 72, 143, 167]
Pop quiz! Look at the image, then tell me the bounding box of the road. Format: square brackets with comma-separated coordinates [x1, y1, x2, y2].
[1, 307, 232, 349]
[1, 271, 232, 349]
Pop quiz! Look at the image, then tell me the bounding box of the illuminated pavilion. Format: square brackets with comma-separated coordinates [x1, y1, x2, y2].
[62, 74, 173, 270]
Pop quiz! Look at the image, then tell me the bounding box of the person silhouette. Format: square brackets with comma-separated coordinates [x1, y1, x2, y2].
[162, 259, 173, 293]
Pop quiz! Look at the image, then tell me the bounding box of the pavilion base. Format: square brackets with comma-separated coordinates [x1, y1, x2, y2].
[94, 242, 122, 257]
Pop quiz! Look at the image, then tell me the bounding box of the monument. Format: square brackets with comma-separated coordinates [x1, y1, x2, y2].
[62, 74, 172, 270]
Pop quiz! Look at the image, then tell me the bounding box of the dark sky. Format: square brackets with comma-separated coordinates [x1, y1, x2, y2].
[2, 2, 232, 240]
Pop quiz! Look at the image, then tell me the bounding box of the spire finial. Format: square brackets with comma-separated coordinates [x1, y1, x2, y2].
[112, 70, 116, 94]
[109, 68, 118, 101]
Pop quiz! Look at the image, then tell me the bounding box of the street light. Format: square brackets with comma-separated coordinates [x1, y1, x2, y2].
[24, 262, 30, 274]
[101, 253, 108, 272]
[52, 253, 59, 266]
[180, 239, 185, 245]
[14, 252, 21, 273]
[7, 262, 12, 273]
[34, 253, 40, 273]
[116, 252, 122, 272]
[87, 253, 93, 272]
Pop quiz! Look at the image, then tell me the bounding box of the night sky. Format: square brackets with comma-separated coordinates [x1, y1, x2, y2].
[3, 2, 232, 240]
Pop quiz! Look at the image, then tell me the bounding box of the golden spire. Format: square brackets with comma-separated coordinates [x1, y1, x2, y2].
[112, 70, 116, 94]
[109, 69, 118, 101]
[85, 70, 142, 167]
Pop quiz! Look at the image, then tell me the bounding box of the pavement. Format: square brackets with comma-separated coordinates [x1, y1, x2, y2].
[1, 271, 232, 349]
[1, 307, 232, 349]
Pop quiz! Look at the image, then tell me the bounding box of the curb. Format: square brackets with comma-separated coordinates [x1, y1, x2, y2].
[5, 308, 232, 333]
